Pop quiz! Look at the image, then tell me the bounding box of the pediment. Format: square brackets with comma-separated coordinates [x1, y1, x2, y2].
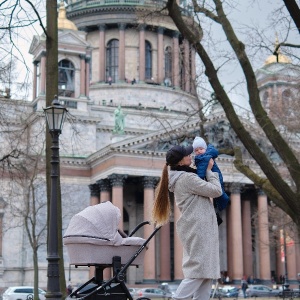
[58, 31, 89, 47]
[107, 113, 282, 163]
[29, 35, 46, 55]
[110, 116, 239, 153]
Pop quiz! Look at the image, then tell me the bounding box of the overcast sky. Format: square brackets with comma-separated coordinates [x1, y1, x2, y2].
[7, 0, 300, 104]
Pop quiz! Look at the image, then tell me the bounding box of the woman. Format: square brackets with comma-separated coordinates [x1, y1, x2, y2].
[152, 144, 222, 300]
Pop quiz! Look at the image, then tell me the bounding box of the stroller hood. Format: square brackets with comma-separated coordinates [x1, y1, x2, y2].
[64, 201, 123, 245]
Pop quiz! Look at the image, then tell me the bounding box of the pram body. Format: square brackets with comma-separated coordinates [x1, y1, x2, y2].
[63, 201, 160, 300]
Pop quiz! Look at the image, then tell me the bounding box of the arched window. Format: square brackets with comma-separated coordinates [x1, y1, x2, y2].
[164, 46, 172, 86]
[58, 59, 75, 97]
[262, 91, 269, 109]
[145, 41, 152, 80]
[282, 89, 294, 116]
[106, 39, 119, 83]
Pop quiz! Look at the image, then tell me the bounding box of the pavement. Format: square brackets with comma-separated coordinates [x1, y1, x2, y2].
[223, 298, 300, 300]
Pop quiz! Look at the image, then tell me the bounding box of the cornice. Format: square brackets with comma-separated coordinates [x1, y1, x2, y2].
[67, 5, 151, 19]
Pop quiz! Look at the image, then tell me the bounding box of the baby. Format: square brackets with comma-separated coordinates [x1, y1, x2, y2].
[192, 136, 229, 213]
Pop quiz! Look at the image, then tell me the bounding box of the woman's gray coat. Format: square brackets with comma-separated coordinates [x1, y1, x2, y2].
[169, 170, 222, 279]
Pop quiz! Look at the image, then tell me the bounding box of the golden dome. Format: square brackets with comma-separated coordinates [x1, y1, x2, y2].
[58, 1, 77, 31]
[264, 37, 291, 65]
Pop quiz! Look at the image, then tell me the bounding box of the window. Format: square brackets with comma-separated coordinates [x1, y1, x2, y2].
[262, 91, 269, 109]
[36, 62, 40, 97]
[106, 39, 119, 83]
[63, 100, 77, 109]
[58, 59, 75, 97]
[164, 46, 172, 86]
[145, 41, 152, 80]
[282, 89, 296, 118]
[165, 46, 172, 78]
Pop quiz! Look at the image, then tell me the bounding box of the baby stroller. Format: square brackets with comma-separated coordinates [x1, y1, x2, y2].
[63, 201, 160, 300]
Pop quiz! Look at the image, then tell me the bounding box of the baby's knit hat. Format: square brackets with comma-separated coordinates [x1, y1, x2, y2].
[192, 136, 207, 150]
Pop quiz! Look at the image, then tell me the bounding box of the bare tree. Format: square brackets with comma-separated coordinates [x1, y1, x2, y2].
[5, 154, 47, 300]
[163, 0, 300, 237]
[0, 0, 67, 294]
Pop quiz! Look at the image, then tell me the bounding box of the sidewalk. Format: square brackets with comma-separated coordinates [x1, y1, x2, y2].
[226, 298, 300, 300]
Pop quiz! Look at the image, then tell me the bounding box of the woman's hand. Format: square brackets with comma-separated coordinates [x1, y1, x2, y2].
[207, 158, 214, 171]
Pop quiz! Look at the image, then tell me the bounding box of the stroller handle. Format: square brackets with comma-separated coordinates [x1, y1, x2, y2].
[128, 221, 150, 236]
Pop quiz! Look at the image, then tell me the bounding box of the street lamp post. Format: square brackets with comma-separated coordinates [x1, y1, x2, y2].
[44, 96, 67, 300]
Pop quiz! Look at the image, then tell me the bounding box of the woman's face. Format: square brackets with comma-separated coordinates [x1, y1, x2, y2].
[178, 154, 192, 166]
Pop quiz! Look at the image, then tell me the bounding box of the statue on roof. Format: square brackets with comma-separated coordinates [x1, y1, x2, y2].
[113, 105, 125, 134]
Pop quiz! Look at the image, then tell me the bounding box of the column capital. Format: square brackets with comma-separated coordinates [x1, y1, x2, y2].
[85, 56, 91, 63]
[108, 174, 128, 187]
[98, 24, 106, 31]
[138, 24, 147, 31]
[97, 179, 110, 192]
[33, 61, 39, 66]
[142, 176, 160, 189]
[229, 183, 243, 194]
[78, 26, 88, 32]
[41, 51, 46, 57]
[256, 188, 266, 196]
[157, 26, 165, 34]
[118, 23, 126, 30]
[88, 183, 100, 197]
[79, 54, 86, 60]
[172, 31, 180, 39]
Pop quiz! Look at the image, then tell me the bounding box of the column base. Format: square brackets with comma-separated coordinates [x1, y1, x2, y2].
[142, 279, 158, 284]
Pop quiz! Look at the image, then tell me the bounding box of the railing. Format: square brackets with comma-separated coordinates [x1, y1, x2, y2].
[66, 0, 166, 11]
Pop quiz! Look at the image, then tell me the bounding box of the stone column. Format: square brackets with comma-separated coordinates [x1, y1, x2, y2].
[257, 189, 271, 282]
[108, 174, 127, 230]
[242, 198, 253, 277]
[40, 52, 46, 95]
[226, 200, 233, 280]
[142, 176, 159, 283]
[229, 183, 243, 282]
[295, 233, 300, 282]
[286, 237, 297, 281]
[97, 179, 111, 280]
[87, 184, 100, 279]
[98, 25, 106, 82]
[79, 54, 86, 97]
[183, 39, 190, 92]
[88, 183, 100, 205]
[172, 32, 180, 89]
[97, 179, 111, 202]
[174, 201, 184, 280]
[32, 61, 38, 100]
[157, 27, 164, 85]
[219, 209, 228, 273]
[139, 24, 146, 82]
[0, 198, 5, 276]
[276, 229, 284, 280]
[118, 23, 126, 82]
[160, 222, 171, 281]
[85, 56, 91, 98]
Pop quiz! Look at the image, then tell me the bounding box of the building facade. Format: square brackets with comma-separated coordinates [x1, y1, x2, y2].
[0, 0, 299, 291]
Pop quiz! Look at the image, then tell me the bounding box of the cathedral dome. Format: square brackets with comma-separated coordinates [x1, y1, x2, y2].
[264, 37, 291, 65]
[264, 53, 291, 65]
[58, 1, 77, 31]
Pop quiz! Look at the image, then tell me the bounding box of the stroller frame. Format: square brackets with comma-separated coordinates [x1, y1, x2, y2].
[68, 221, 161, 300]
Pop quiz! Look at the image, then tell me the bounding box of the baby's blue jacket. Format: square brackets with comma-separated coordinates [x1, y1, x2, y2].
[194, 144, 229, 211]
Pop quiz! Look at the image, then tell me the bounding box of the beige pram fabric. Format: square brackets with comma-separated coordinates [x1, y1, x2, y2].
[63, 201, 146, 266]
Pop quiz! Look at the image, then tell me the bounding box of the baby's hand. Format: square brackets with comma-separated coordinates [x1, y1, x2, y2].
[207, 158, 214, 171]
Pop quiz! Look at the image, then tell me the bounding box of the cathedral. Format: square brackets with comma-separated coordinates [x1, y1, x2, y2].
[0, 0, 299, 291]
